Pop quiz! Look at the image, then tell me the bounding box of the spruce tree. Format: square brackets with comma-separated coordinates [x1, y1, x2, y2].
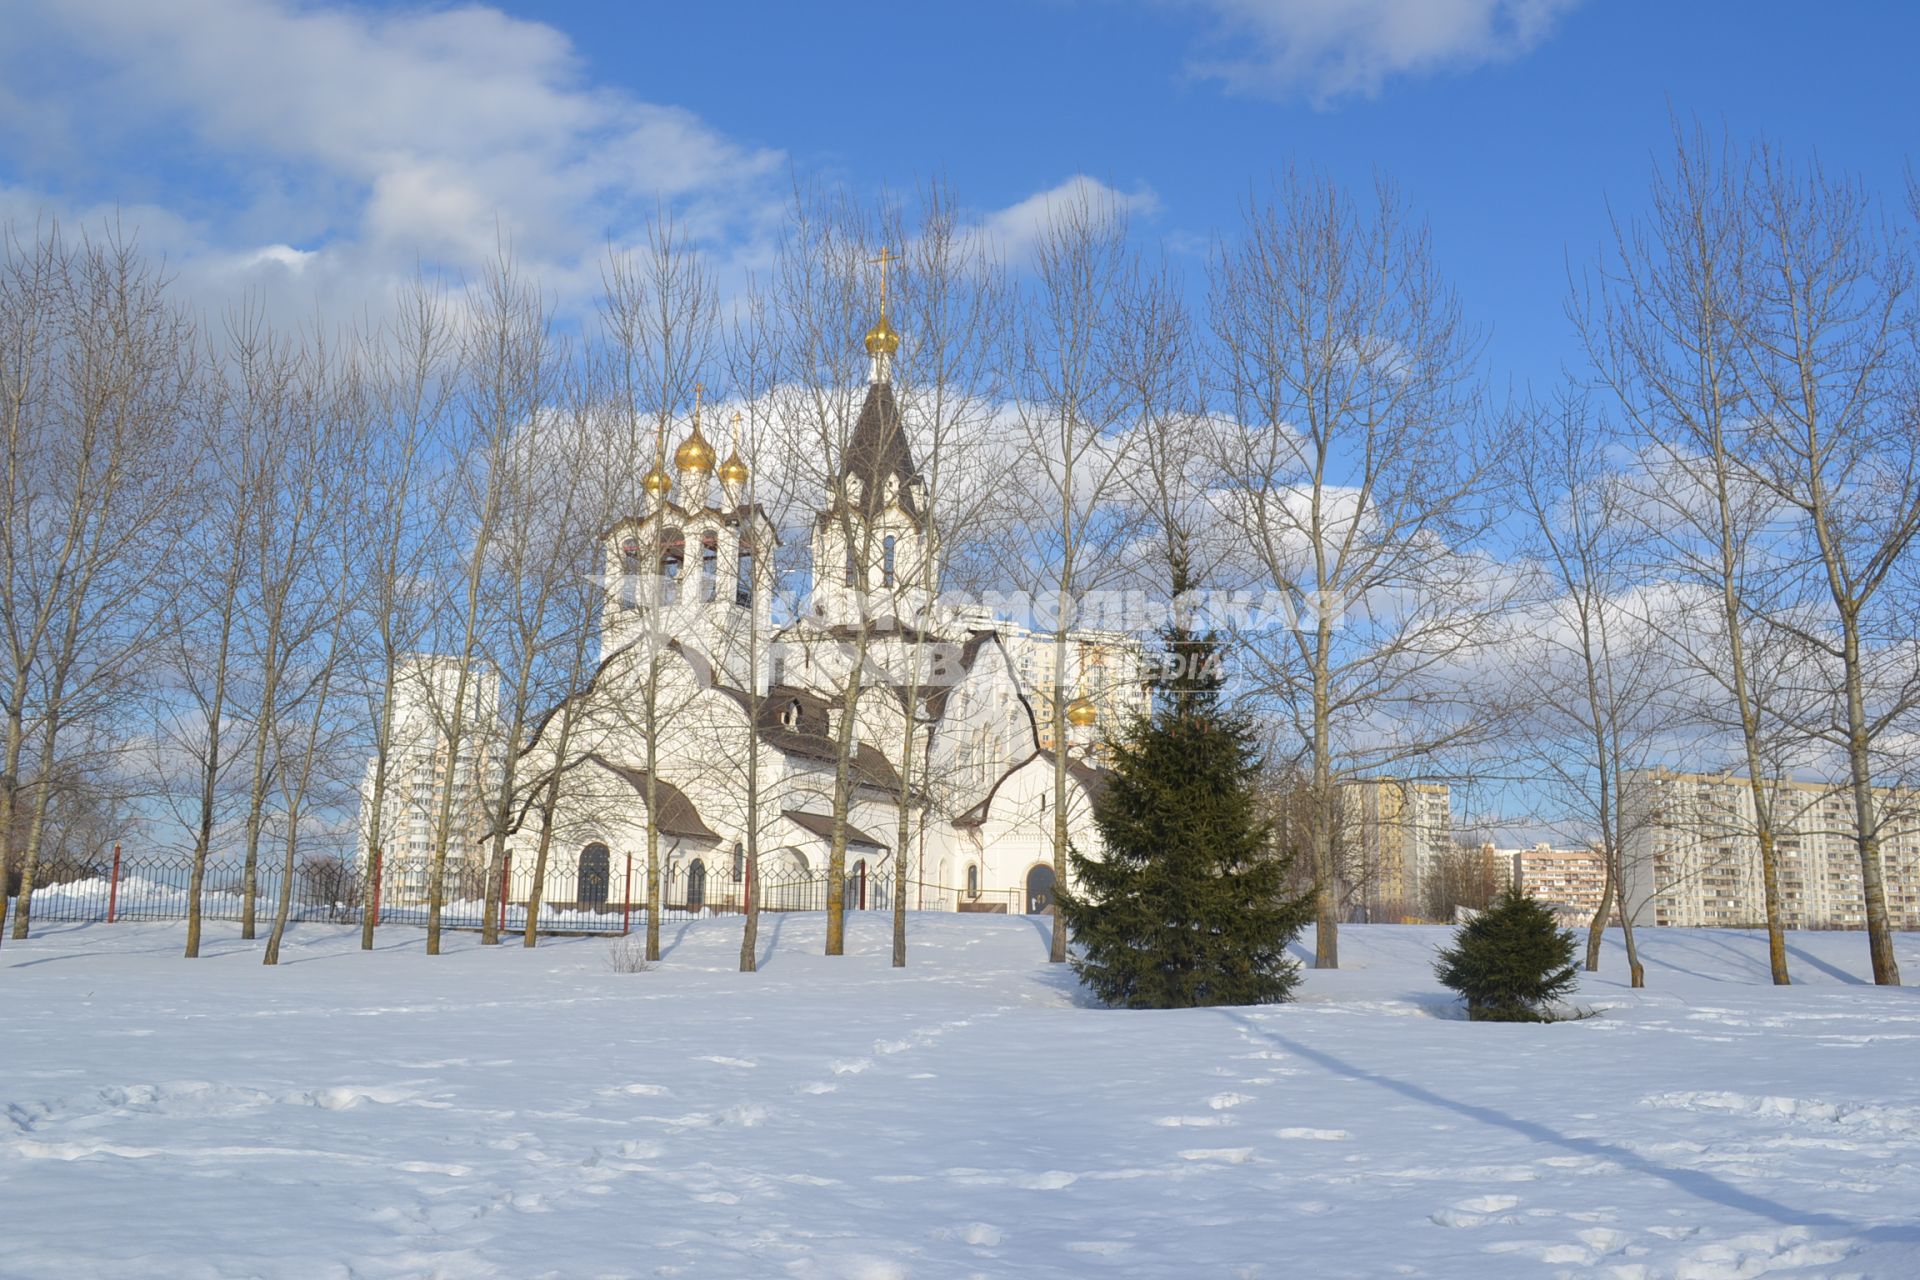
[1057, 566, 1311, 1009]
[1434, 885, 1580, 1022]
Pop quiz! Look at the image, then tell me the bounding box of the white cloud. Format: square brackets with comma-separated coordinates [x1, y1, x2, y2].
[975, 175, 1160, 265]
[0, 0, 783, 326]
[1173, 0, 1583, 106]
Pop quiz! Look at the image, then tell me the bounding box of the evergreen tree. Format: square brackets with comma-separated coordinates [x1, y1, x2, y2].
[1057, 564, 1311, 1009]
[1434, 885, 1580, 1022]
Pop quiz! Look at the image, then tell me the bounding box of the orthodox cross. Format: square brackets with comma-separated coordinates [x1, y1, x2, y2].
[870, 246, 899, 313]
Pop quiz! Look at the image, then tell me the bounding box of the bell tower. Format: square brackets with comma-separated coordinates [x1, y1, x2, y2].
[605, 384, 777, 692]
[812, 248, 939, 630]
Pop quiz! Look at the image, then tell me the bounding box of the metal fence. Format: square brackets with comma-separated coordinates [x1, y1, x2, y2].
[9, 847, 920, 936]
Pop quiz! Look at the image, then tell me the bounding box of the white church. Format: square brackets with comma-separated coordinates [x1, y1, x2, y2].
[368, 298, 1147, 920]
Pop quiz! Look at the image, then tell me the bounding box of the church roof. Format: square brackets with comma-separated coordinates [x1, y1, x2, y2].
[833, 380, 919, 520]
[585, 755, 718, 841]
[782, 809, 889, 850]
[709, 682, 906, 794]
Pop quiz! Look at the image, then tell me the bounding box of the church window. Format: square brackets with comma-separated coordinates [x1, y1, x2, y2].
[731, 842, 745, 883]
[736, 537, 755, 605]
[700, 531, 719, 602]
[687, 859, 707, 910]
[882, 534, 897, 588]
[660, 529, 685, 605]
[780, 699, 802, 730]
[618, 537, 642, 609]
[966, 864, 979, 898]
[844, 539, 858, 588]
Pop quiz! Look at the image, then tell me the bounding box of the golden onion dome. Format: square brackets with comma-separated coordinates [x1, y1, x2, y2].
[717, 449, 750, 487]
[1066, 696, 1098, 728]
[641, 464, 673, 499]
[673, 425, 716, 473]
[863, 314, 900, 356]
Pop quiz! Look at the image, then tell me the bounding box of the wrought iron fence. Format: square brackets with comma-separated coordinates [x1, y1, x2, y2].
[9, 846, 927, 936]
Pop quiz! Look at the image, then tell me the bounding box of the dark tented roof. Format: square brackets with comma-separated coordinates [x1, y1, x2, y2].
[834, 380, 919, 520]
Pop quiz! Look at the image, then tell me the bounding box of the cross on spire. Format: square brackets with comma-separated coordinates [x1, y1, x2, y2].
[693, 380, 705, 426]
[870, 246, 899, 315]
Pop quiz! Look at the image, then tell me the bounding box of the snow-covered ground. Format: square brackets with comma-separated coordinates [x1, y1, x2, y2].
[4, 916, 1919, 1279]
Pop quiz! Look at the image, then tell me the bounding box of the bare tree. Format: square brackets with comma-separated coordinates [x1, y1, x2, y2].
[880, 183, 1008, 967]
[1580, 124, 1797, 984]
[353, 277, 459, 951]
[1008, 189, 1144, 964]
[1206, 170, 1496, 969]
[1733, 145, 1920, 986]
[422, 252, 545, 957]
[598, 218, 718, 962]
[1504, 391, 1670, 986]
[765, 183, 890, 959]
[0, 227, 196, 942]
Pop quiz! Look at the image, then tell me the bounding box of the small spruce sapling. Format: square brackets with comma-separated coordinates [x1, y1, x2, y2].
[1434, 885, 1580, 1022]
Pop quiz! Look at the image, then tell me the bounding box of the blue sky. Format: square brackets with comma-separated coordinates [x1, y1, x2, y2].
[1, 0, 1915, 393]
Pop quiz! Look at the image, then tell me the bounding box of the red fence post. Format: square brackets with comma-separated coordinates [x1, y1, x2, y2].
[623, 850, 633, 936]
[106, 844, 122, 923]
[497, 852, 512, 935]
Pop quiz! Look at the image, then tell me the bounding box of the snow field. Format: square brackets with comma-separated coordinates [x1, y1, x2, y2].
[3, 916, 1919, 1278]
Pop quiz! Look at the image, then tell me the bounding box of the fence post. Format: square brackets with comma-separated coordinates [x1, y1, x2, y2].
[370, 850, 383, 928]
[623, 850, 633, 936]
[497, 852, 512, 935]
[106, 844, 122, 923]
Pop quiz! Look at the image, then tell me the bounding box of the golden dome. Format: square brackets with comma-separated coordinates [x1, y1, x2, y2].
[1066, 696, 1098, 728]
[641, 464, 673, 499]
[864, 314, 900, 356]
[717, 449, 750, 487]
[674, 425, 715, 473]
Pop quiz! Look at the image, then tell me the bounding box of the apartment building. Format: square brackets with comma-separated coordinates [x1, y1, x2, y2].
[1620, 768, 1920, 929]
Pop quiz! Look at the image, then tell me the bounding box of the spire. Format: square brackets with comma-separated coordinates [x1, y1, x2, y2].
[837, 378, 921, 522]
[718, 410, 750, 491]
[863, 246, 900, 384]
[641, 410, 672, 504]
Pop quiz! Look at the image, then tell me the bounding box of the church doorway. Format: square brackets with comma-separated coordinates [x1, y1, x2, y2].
[1026, 864, 1056, 915]
[579, 843, 610, 908]
[686, 859, 707, 911]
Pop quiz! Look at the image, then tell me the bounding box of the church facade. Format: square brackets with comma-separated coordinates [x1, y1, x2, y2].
[365, 303, 1147, 920]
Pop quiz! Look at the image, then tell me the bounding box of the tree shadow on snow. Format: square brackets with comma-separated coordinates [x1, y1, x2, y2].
[1226, 1011, 1920, 1245]
[1781, 944, 1869, 986]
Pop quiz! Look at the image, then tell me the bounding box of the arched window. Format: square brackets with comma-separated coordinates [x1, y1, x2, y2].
[780, 699, 802, 730]
[731, 842, 745, 883]
[965, 864, 980, 898]
[699, 531, 718, 602]
[843, 539, 858, 588]
[687, 859, 707, 910]
[882, 534, 897, 588]
[618, 537, 642, 610]
[660, 529, 685, 605]
[736, 537, 755, 605]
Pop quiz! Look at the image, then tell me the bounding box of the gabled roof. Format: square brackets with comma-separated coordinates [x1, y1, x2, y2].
[833, 380, 919, 520]
[708, 682, 905, 794]
[782, 808, 888, 850]
[953, 749, 1111, 829]
[585, 754, 719, 841]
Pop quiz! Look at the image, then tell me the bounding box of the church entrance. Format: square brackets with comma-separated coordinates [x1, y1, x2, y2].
[1026, 864, 1056, 915]
[686, 859, 707, 911]
[579, 843, 610, 908]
